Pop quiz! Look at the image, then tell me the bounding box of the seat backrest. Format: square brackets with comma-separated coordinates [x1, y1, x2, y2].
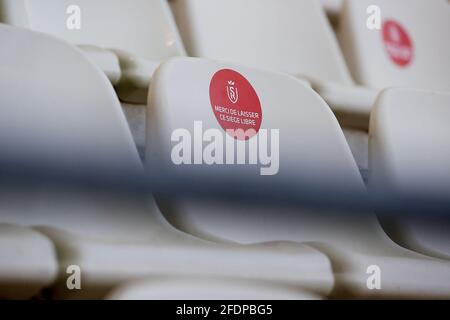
[339, 0, 450, 91]
[145, 58, 393, 249]
[0, 23, 141, 171]
[369, 88, 450, 258]
[0, 0, 185, 60]
[171, 0, 353, 85]
[369, 89, 450, 198]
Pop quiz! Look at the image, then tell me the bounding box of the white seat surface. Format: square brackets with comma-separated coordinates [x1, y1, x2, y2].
[170, 0, 377, 166]
[172, 0, 352, 85]
[369, 88, 450, 259]
[0, 24, 334, 299]
[37, 227, 333, 299]
[147, 57, 450, 298]
[0, 0, 184, 60]
[339, 0, 450, 91]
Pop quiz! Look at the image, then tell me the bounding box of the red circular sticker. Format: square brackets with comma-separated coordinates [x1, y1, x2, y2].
[382, 20, 414, 67]
[210, 69, 262, 140]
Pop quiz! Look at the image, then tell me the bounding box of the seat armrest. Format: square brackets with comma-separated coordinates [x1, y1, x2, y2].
[112, 49, 162, 104]
[78, 46, 162, 104]
[78, 45, 122, 85]
[313, 81, 380, 130]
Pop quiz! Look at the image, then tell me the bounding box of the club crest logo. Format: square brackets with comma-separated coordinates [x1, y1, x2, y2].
[226, 80, 239, 104]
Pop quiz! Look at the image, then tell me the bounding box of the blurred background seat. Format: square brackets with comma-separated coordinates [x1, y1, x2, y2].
[170, 0, 352, 85]
[0, 225, 58, 299]
[339, 0, 450, 92]
[369, 89, 450, 260]
[0, 24, 333, 299]
[106, 278, 323, 300]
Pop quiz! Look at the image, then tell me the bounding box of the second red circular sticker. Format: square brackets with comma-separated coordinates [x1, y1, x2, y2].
[382, 20, 414, 67]
[209, 69, 262, 141]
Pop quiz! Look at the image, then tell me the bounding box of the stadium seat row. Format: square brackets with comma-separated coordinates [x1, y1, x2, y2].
[0, 0, 449, 299]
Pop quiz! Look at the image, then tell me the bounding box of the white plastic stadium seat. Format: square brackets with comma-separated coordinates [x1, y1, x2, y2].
[339, 0, 450, 92]
[147, 57, 450, 298]
[170, 0, 378, 177]
[0, 24, 334, 299]
[369, 89, 450, 260]
[0, 0, 185, 103]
